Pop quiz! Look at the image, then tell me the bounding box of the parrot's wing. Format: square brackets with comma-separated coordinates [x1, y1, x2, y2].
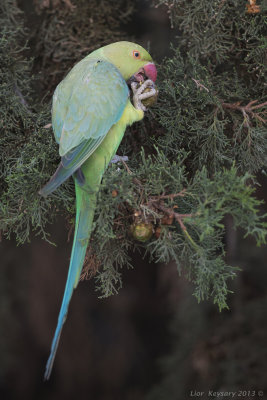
[40, 58, 129, 196]
[53, 58, 129, 156]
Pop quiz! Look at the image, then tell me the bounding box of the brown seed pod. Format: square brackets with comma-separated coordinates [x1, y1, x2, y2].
[141, 85, 159, 108]
[154, 226, 161, 239]
[161, 215, 174, 225]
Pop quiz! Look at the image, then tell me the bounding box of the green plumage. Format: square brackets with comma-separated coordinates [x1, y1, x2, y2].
[53, 58, 129, 156]
[40, 41, 154, 380]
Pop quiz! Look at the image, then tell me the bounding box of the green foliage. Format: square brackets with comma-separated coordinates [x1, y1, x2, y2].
[0, 0, 266, 310]
[145, 46, 266, 175]
[0, 1, 74, 242]
[155, 0, 266, 71]
[91, 151, 265, 309]
[151, 0, 267, 176]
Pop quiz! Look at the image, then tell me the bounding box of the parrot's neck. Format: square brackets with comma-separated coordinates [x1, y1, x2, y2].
[86, 47, 105, 61]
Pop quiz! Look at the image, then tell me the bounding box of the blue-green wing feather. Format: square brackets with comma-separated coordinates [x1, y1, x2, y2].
[39, 58, 128, 196]
[39, 138, 103, 195]
[53, 58, 129, 155]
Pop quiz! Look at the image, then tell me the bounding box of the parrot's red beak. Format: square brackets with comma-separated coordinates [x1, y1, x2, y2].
[144, 63, 157, 82]
[131, 63, 157, 84]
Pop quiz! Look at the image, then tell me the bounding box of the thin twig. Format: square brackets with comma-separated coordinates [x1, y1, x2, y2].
[250, 101, 267, 110]
[221, 100, 267, 125]
[121, 159, 133, 175]
[192, 78, 210, 92]
[150, 189, 186, 201]
[155, 203, 195, 231]
[80, 246, 100, 281]
[156, 202, 200, 250]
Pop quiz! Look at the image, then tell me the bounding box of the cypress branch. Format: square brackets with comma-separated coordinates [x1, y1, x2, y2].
[0, 0, 266, 309]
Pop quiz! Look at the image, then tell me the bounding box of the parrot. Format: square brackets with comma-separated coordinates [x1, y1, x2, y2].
[39, 41, 157, 380]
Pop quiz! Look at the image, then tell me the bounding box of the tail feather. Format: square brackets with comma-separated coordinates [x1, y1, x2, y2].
[39, 163, 73, 197]
[44, 179, 97, 380]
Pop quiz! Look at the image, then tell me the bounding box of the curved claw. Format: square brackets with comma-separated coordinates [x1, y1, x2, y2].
[139, 88, 156, 100]
[131, 80, 156, 111]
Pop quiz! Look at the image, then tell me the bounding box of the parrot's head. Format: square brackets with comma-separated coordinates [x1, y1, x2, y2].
[91, 41, 157, 83]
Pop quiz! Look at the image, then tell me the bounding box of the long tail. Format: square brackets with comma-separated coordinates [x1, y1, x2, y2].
[44, 179, 97, 380]
[39, 163, 75, 197]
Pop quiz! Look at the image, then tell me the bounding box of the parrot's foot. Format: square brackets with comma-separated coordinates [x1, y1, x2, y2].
[110, 155, 129, 164]
[131, 80, 156, 112]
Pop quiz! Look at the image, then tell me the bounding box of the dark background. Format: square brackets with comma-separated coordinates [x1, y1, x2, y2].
[1, 1, 267, 399]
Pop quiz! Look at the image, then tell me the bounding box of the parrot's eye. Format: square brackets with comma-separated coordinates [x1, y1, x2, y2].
[133, 50, 141, 59]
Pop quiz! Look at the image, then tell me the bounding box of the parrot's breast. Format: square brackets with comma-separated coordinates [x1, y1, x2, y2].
[81, 99, 143, 184]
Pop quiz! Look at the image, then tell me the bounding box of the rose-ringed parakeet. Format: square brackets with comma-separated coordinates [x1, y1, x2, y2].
[39, 41, 157, 380]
